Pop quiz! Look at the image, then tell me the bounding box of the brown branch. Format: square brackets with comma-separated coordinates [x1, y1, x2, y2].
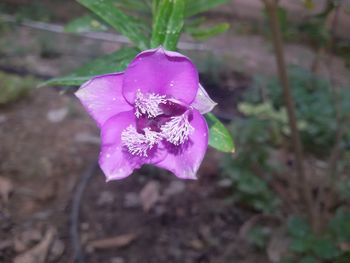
[261, 0, 317, 231]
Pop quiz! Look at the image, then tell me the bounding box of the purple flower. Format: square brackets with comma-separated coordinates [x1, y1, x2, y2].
[75, 47, 216, 180]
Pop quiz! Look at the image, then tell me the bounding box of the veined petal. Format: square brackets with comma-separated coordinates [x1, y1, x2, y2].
[122, 47, 199, 105]
[155, 109, 208, 179]
[75, 73, 132, 127]
[191, 84, 217, 114]
[100, 111, 166, 181]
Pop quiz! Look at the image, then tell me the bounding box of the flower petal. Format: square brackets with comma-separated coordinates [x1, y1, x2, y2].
[75, 73, 132, 127]
[123, 47, 199, 105]
[191, 84, 217, 114]
[99, 110, 166, 181]
[155, 109, 208, 179]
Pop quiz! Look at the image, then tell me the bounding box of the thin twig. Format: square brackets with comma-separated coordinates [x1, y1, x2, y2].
[262, 0, 317, 230]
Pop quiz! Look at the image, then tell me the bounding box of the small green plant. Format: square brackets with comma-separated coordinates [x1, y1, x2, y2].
[247, 66, 350, 156]
[0, 71, 38, 104]
[221, 64, 350, 261]
[221, 115, 281, 213]
[282, 209, 350, 262]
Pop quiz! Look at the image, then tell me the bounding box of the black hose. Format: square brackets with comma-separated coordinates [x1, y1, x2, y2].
[69, 161, 99, 263]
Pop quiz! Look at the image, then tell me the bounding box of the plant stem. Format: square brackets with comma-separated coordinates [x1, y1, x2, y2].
[262, 0, 317, 230]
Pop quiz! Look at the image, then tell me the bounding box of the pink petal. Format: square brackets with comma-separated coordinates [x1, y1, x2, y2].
[122, 47, 199, 105]
[191, 84, 217, 114]
[155, 109, 208, 179]
[75, 73, 132, 127]
[99, 111, 166, 181]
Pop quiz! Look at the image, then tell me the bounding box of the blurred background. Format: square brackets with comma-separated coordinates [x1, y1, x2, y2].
[0, 0, 350, 262]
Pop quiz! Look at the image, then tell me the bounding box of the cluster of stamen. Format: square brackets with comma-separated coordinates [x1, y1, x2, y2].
[160, 114, 194, 145]
[121, 90, 194, 157]
[121, 126, 162, 157]
[134, 89, 166, 118]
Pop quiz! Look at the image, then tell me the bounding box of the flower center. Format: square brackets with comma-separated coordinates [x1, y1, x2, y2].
[160, 113, 194, 145]
[121, 125, 162, 157]
[121, 90, 194, 157]
[134, 89, 166, 118]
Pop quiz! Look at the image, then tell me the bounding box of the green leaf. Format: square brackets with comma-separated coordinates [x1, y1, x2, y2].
[114, 0, 151, 13]
[189, 22, 229, 41]
[163, 0, 185, 50]
[299, 256, 319, 263]
[279, 258, 294, 263]
[40, 76, 91, 87]
[287, 216, 311, 238]
[289, 237, 312, 253]
[311, 238, 341, 260]
[205, 113, 235, 153]
[76, 0, 148, 50]
[152, 0, 161, 16]
[41, 47, 138, 87]
[151, 0, 185, 50]
[247, 226, 269, 249]
[185, 0, 229, 17]
[329, 209, 350, 242]
[64, 15, 108, 33]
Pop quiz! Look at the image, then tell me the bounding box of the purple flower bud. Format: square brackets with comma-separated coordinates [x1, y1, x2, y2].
[75, 47, 216, 180]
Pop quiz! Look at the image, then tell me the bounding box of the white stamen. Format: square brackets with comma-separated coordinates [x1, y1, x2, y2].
[121, 125, 161, 157]
[134, 89, 166, 118]
[160, 114, 194, 145]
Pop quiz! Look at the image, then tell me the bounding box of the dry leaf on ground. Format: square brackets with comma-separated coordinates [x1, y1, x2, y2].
[267, 229, 290, 263]
[88, 233, 137, 250]
[0, 176, 13, 203]
[14, 227, 56, 263]
[139, 181, 160, 212]
[340, 242, 350, 252]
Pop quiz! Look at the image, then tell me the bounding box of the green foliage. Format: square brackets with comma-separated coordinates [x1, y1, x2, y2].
[48, 0, 231, 87]
[336, 178, 350, 200]
[329, 209, 350, 243]
[0, 71, 37, 104]
[298, 18, 329, 48]
[288, 216, 311, 239]
[221, 128, 280, 214]
[76, 0, 149, 50]
[41, 47, 138, 87]
[248, 66, 350, 156]
[187, 23, 229, 41]
[263, 6, 297, 41]
[223, 166, 280, 212]
[151, 0, 185, 50]
[247, 226, 270, 249]
[286, 211, 350, 262]
[114, 0, 151, 13]
[239, 102, 308, 138]
[220, 102, 283, 212]
[221, 65, 349, 224]
[64, 15, 108, 33]
[205, 113, 235, 153]
[185, 0, 229, 17]
[299, 256, 320, 263]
